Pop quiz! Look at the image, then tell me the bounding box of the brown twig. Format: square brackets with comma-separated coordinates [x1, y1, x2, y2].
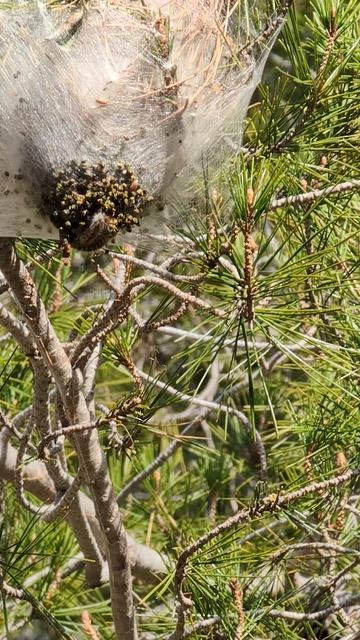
[243, 187, 256, 324]
[130, 300, 190, 333]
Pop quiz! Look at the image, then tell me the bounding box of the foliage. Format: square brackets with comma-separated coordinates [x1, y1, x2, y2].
[0, 0, 359, 639]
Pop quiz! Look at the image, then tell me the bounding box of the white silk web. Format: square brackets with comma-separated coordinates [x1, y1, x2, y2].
[0, 0, 285, 247]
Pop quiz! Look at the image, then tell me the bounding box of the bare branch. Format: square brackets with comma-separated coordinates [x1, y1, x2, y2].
[38, 421, 95, 459]
[41, 471, 84, 523]
[108, 251, 205, 283]
[156, 326, 271, 349]
[260, 593, 360, 621]
[130, 300, 190, 333]
[126, 275, 225, 317]
[271, 541, 360, 561]
[164, 616, 220, 640]
[136, 369, 250, 426]
[270, 180, 360, 211]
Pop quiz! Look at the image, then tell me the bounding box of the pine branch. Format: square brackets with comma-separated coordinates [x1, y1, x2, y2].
[172, 468, 360, 637]
[0, 430, 166, 581]
[0, 239, 137, 640]
[259, 593, 360, 621]
[270, 179, 360, 211]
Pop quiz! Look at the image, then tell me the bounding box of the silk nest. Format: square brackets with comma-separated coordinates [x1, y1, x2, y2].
[0, 0, 283, 247]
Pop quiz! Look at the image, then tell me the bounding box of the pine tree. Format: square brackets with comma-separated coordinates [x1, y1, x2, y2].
[0, 1, 359, 639]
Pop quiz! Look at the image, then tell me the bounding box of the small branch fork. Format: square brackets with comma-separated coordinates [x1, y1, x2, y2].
[170, 468, 359, 639]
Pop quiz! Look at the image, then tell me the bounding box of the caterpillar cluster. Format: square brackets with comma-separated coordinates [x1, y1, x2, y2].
[41, 160, 151, 250]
